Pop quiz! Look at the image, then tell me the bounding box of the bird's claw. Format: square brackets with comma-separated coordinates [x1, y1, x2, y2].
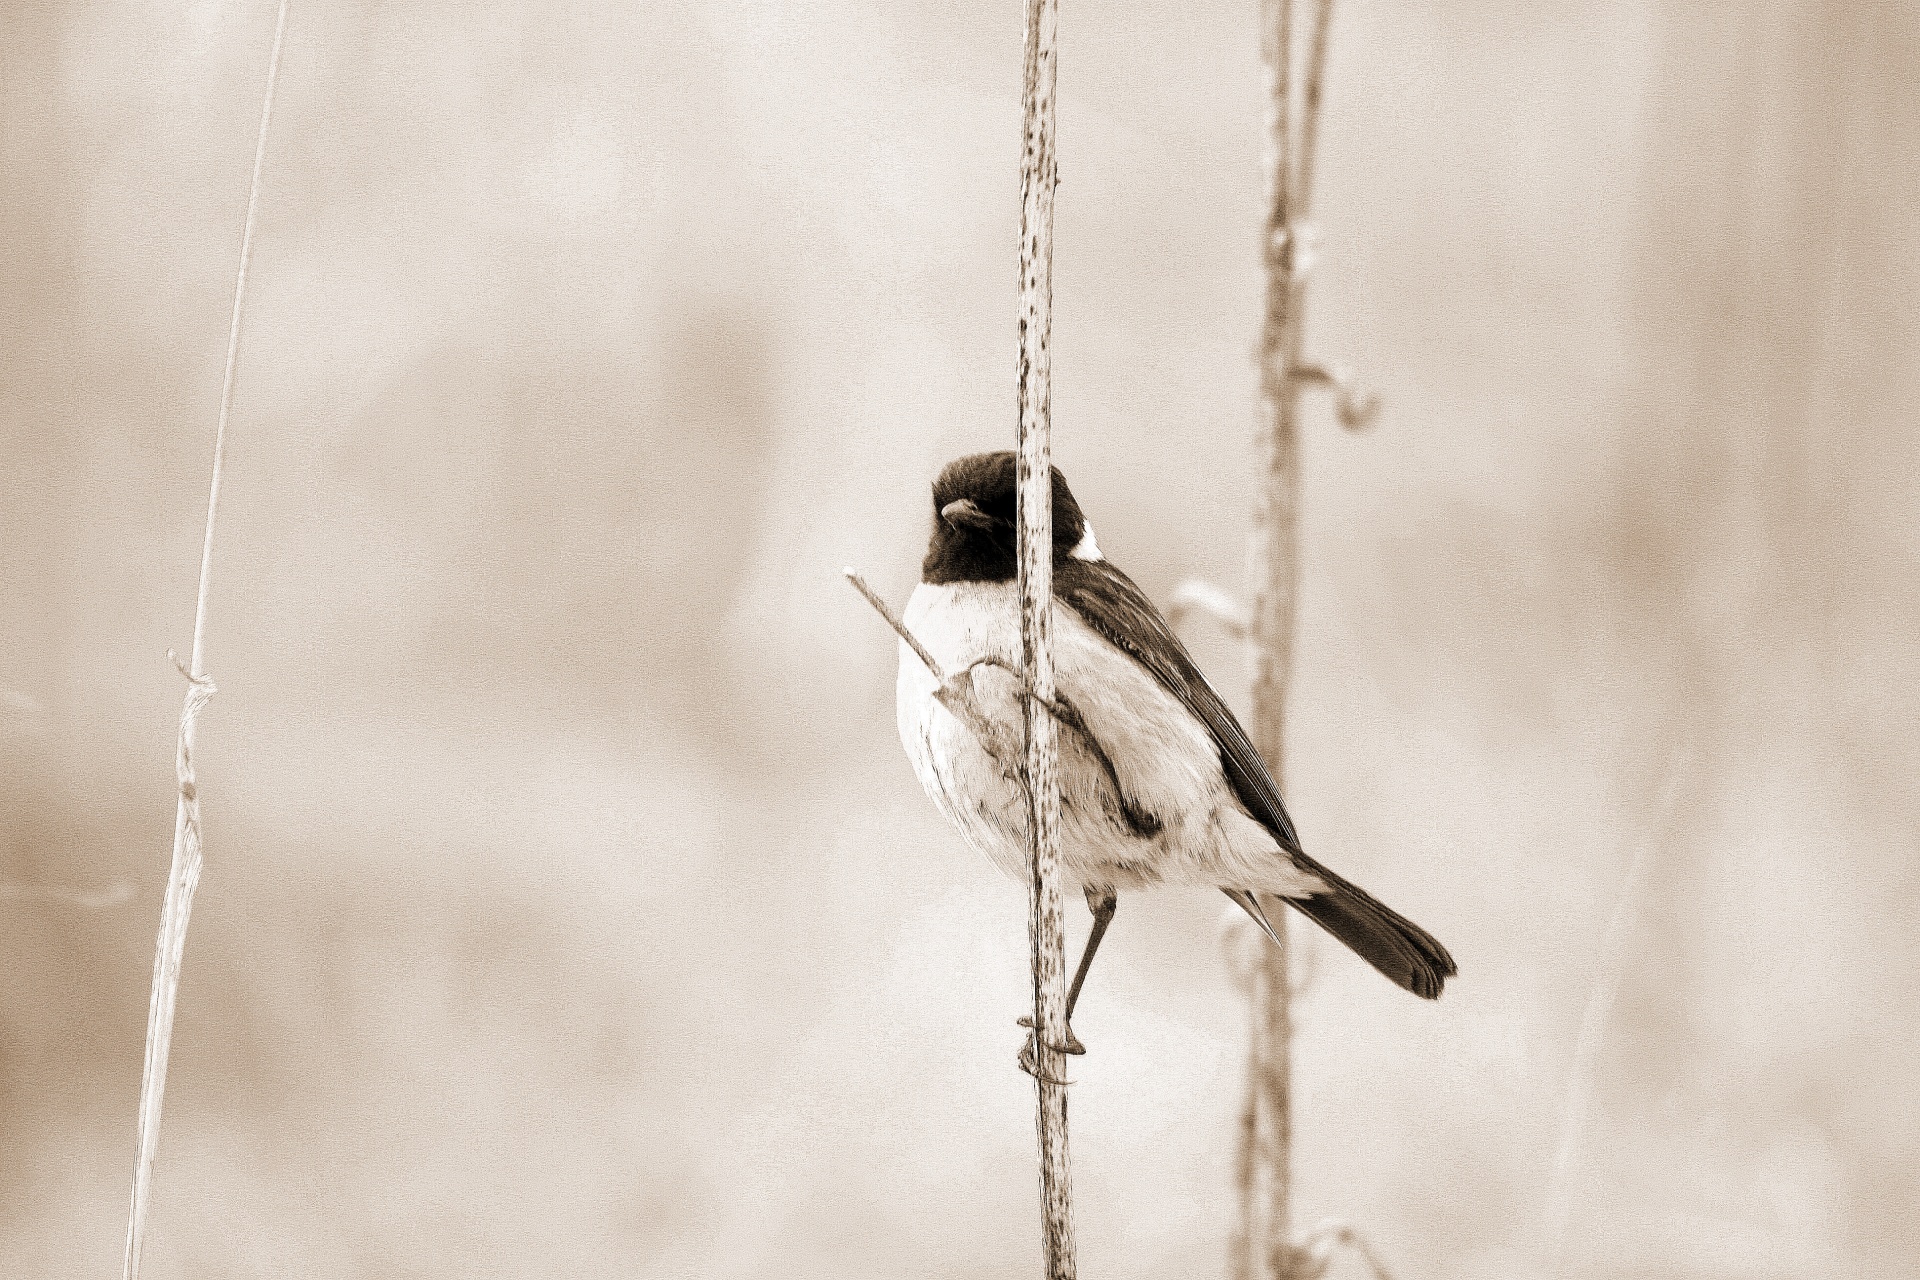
[1017, 1034, 1074, 1086]
[1016, 1015, 1086, 1056]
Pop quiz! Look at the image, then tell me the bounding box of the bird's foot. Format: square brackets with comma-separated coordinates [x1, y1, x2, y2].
[1016, 1015, 1084, 1083]
[1016, 1015, 1087, 1056]
[1017, 1037, 1072, 1085]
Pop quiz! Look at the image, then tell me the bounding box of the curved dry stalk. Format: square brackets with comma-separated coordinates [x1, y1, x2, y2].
[1292, 363, 1380, 430]
[845, 568, 1086, 744]
[123, 4, 289, 1277]
[1299, 1219, 1398, 1280]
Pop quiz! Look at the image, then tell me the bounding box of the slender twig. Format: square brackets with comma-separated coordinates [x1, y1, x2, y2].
[846, 571, 1022, 780]
[123, 5, 288, 1277]
[844, 569, 1066, 722]
[1292, 363, 1380, 430]
[1244, 1, 1345, 1276]
[1218, 901, 1266, 1280]
[1168, 579, 1253, 641]
[1299, 1220, 1398, 1280]
[1013, 0, 1073, 1271]
[1294, 0, 1338, 217]
[1190, 588, 1266, 1280]
[845, 569, 946, 679]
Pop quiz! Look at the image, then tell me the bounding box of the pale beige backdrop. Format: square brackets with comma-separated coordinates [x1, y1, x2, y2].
[4, 2, 1916, 1278]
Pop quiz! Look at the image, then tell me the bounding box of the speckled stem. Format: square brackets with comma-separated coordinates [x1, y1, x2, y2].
[1015, 0, 1074, 1275]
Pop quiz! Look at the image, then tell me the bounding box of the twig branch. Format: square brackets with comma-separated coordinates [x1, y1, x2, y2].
[844, 570, 1064, 722]
[844, 569, 946, 679]
[1294, 0, 1337, 216]
[1247, 0, 1302, 1272]
[1292, 363, 1380, 430]
[1169, 579, 1253, 641]
[844, 570, 1018, 773]
[123, 4, 288, 1277]
[1299, 1220, 1399, 1280]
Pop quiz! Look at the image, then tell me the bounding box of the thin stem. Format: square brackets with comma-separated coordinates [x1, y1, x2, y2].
[1017, 0, 1074, 1273]
[845, 572, 1141, 844]
[189, 0, 287, 681]
[1295, 0, 1337, 216]
[1248, 0, 1300, 1268]
[123, 4, 289, 1278]
[1244, 2, 1340, 1277]
[844, 568, 946, 681]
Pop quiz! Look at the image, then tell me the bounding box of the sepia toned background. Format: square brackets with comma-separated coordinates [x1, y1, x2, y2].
[4, 1, 1917, 1276]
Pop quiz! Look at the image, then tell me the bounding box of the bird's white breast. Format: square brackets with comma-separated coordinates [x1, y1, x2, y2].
[895, 582, 1031, 881]
[894, 580, 1320, 897]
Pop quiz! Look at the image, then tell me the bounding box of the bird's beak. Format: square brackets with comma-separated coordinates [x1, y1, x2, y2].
[940, 499, 995, 532]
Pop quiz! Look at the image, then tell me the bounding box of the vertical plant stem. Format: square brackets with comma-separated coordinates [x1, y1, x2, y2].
[1230, 1043, 1259, 1280]
[1016, 0, 1073, 1277]
[123, 3, 289, 1277]
[1294, 0, 1337, 217]
[1244, 1, 1339, 1276]
[1247, 0, 1299, 1268]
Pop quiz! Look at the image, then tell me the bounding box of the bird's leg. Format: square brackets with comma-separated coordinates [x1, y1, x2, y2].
[1066, 887, 1118, 1029]
[1019, 888, 1118, 1075]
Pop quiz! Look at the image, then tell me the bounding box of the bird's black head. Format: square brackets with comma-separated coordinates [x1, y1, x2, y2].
[921, 450, 1094, 585]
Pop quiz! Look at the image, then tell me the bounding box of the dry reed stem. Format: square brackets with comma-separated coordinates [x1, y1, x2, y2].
[1244, 1, 1343, 1275]
[1294, 0, 1337, 217]
[1015, 0, 1074, 1272]
[1247, 0, 1301, 1269]
[123, 4, 289, 1277]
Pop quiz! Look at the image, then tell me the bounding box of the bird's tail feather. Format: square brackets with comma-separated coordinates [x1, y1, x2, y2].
[1264, 856, 1455, 999]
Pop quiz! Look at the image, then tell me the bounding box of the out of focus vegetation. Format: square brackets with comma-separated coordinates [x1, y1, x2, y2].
[3, 3, 1916, 1277]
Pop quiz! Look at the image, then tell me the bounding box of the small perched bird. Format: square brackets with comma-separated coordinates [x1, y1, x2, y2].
[895, 451, 1453, 1057]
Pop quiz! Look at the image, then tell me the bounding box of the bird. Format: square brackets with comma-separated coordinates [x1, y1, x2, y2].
[893, 450, 1454, 1064]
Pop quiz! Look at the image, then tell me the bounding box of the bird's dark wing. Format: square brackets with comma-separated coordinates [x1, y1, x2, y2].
[1056, 555, 1456, 999]
[1055, 557, 1302, 854]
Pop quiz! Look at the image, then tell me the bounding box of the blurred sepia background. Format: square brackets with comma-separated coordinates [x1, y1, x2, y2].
[5, 1, 1917, 1277]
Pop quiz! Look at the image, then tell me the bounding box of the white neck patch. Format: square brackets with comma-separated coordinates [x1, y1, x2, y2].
[1070, 521, 1104, 561]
